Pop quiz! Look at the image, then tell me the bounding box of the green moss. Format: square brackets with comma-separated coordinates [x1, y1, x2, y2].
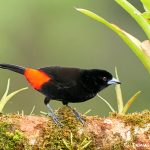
[41, 106, 92, 150]
[0, 115, 29, 150]
[111, 142, 124, 150]
[110, 110, 150, 127]
[0, 121, 25, 150]
[109, 110, 150, 149]
[0, 108, 149, 149]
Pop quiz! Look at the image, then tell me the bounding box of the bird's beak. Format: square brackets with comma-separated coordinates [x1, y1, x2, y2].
[107, 77, 121, 85]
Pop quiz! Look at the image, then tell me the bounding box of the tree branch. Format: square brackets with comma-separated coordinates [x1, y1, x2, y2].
[0, 107, 149, 149]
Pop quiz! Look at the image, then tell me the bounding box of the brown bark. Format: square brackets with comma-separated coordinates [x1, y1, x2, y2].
[0, 107, 149, 150]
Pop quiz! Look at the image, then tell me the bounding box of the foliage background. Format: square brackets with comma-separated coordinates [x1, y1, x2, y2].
[0, 0, 149, 116]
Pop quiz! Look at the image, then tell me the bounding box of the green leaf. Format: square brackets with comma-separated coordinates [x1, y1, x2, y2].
[40, 111, 48, 115]
[97, 94, 115, 112]
[0, 79, 28, 112]
[141, 40, 150, 58]
[76, 8, 150, 73]
[70, 132, 73, 147]
[80, 139, 92, 149]
[4, 87, 28, 106]
[62, 139, 71, 150]
[115, 67, 124, 113]
[141, 0, 150, 12]
[122, 91, 141, 114]
[141, 12, 150, 24]
[83, 109, 91, 115]
[1, 78, 10, 101]
[29, 105, 35, 115]
[115, 0, 150, 40]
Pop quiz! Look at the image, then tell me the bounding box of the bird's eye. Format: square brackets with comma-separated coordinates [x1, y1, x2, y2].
[103, 77, 107, 81]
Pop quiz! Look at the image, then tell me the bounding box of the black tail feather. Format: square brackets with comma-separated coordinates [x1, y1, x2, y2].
[0, 64, 25, 75]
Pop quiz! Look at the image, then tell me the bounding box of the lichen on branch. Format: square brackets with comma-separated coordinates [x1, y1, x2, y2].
[0, 107, 149, 150]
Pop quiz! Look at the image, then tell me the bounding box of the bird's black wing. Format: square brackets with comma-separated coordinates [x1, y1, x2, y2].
[39, 66, 82, 89]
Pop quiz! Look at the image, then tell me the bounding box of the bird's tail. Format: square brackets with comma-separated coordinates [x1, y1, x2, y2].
[0, 64, 25, 75]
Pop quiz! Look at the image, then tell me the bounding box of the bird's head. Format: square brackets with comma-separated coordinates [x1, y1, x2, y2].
[81, 69, 121, 93]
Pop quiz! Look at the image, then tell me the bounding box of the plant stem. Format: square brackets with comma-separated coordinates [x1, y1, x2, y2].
[115, 67, 124, 113]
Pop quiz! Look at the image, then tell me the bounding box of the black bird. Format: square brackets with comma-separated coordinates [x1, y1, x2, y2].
[0, 64, 120, 125]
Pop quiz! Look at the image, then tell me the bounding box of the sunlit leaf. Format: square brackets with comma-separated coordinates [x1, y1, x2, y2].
[1, 78, 10, 101]
[76, 8, 150, 73]
[122, 91, 141, 114]
[115, 67, 123, 113]
[0, 79, 28, 112]
[81, 140, 92, 149]
[141, 0, 150, 12]
[70, 132, 73, 147]
[62, 139, 71, 150]
[141, 40, 150, 58]
[142, 12, 150, 24]
[115, 0, 150, 39]
[4, 87, 28, 105]
[29, 105, 35, 115]
[97, 94, 115, 112]
[83, 109, 91, 115]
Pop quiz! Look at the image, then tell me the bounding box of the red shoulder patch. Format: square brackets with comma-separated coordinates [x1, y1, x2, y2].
[24, 68, 51, 90]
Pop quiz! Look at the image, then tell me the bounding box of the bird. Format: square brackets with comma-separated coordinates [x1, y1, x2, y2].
[0, 64, 120, 125]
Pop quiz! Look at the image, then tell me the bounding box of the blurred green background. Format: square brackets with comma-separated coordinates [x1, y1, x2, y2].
[0, 0, 149, 116]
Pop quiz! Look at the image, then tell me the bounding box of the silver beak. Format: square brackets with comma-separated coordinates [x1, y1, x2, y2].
[107, 77, 121, 85]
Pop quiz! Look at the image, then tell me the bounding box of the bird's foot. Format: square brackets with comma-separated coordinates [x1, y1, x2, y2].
[48, 112, 63, 127]
[67, 106, 85, 124]
[72, 108, 85, 124]
[46, 103, 63, 126]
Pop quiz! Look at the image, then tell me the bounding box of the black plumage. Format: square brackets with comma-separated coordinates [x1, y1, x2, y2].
[0, 64, 120, 125]
[40, 67, 113, 104]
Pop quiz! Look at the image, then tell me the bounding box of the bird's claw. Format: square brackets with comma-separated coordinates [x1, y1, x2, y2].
[48, 112, 63, 127]
[72, 108, 85, 125]
[76, 115, 85, 124]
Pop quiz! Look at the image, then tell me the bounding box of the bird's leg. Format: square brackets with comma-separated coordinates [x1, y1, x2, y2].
[67, 105, 84, 124]
[46, 104, 62, 125]
[44, 97, 63, 126]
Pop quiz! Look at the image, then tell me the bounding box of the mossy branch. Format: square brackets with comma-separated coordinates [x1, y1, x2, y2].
[0, 107, 149, 150]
